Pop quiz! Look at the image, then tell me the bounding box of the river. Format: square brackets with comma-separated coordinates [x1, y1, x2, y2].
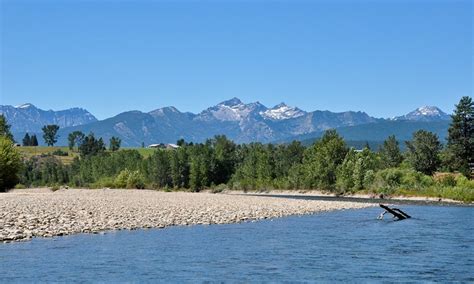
[1, 205, 473, 282]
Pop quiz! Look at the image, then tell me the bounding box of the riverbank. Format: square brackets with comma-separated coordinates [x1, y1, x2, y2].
[227, 190, 469, 205]
[0, 188, 373, 243]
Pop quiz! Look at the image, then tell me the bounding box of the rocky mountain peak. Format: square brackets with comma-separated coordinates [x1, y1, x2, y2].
[393, 106, 450, 121]
[260, 102, 306, 120]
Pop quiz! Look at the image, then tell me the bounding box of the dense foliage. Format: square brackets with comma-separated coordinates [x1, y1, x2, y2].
[0, 136, 22, 191]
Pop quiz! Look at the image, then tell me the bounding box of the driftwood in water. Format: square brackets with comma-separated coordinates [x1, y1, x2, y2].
[378, 204, 411, 220]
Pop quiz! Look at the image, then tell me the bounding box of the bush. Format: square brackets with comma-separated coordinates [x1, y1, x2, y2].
[52, 149, 69, 156]
[14, 183, 26, 189]
[91, 177, 116, 188]
[0, 136, 22, 191]
[50, 184, 60, 191]
[434, 173, 459, 187]
[114, 169, 145, 189]
[211, 184, 228, 194]
[375, 168, 403, 188]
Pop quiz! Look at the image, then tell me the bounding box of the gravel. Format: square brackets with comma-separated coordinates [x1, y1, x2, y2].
[0, 188, 374, 243]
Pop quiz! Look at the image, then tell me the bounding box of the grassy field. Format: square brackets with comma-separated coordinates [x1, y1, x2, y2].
[18, 146, 157, 164]
[121, 147, 157, 158]
[18, 146, 78, 164]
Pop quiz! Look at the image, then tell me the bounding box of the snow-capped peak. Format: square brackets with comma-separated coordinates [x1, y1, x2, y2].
[415, 106, 443, 116]
[260, 103, 306, 120]
[393, 106, 450, 121]
[15, 103, 34, 109]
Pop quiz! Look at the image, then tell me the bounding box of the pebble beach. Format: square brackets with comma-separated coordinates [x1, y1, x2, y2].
[0, 188, 373, 243]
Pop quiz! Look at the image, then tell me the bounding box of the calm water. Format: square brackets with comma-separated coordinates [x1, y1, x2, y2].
[1, 205, 473, 282]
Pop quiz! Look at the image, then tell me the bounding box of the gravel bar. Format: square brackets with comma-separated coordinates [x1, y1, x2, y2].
[0, 188, 374, 243]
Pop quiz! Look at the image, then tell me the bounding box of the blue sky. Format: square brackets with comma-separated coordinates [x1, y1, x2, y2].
[1, 0, 472, 119]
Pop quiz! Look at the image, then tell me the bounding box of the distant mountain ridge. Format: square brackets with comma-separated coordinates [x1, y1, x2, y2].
[0, 103, 97, 133]
[1, 99, 451, 146]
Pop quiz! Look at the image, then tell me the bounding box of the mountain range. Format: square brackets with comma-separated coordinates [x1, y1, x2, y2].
[0, 99, 451, 147]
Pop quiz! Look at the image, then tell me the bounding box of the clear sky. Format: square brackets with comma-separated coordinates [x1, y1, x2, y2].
[1, 0, 472, 119]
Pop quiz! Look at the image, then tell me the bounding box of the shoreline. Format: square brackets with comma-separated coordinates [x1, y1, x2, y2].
[224, 190, 471, 206]
[0, 188, 373, 243]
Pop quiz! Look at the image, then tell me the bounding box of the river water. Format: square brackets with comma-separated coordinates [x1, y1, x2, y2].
[1, 205, 473, 282]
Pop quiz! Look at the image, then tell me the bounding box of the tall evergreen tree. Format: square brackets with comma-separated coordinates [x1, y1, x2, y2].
[30, 134, 39, 146]
[406, 130, 442, 175]
[42, 124, 60, 146]
[22, 133, 31, 146]
[379, 135, 403, 168]
[78, 133, 106, 157]
[0, 114, 14, 142]
[445, 96, 473, 177]
[109, 136, 122, 152]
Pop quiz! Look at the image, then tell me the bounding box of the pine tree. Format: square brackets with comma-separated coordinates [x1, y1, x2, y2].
[0, 114, 14, 142]
[445, 96, 473, 177]
[30, 135, 39, 146]
[78, 133, 106, 157]
[109, 136, 122, 152]
[22, 133, 31, 146]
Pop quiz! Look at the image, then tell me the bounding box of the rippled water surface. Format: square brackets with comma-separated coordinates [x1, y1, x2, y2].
[1, 205, 473, 282]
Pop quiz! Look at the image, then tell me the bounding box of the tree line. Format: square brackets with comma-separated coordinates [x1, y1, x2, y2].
[1, 96, 473, 201]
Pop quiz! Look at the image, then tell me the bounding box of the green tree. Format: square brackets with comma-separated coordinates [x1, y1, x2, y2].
[273, 141, 305, 178]
[302, 130, 348, 190]
[0, 114, 14, 142]
[42, 124, 60, 146]
[379, 135, 403, 168]
[147, 150, 171, 188]
[445, 96, 473, 177]
[78, 133, 106, 157]
[211, 135, 236, 185]
[22, 133, 31, 146]
[189, 151, 208, 191]
[109, 136, 122, 152]
[30, 134, 39, 146]
[68, 131, 85, 150]
[0, 136, 22, 191]
[169, 147, 189, 188]
[232, 143, 274, 190]
[406, 130, 442, 175]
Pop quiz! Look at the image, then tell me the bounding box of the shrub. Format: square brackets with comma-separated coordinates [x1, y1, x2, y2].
[114, 169, 145, 189]
[0, 136, 22, 191]
[211, 184, 228, 194]
[434, 173, 460, 187]
[52, 149, 69, 156]
[91, 177, 116, 188]
[14, 183, 26, 189]
[50, 184, 60, 191]
[376, 168, 403, 188]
